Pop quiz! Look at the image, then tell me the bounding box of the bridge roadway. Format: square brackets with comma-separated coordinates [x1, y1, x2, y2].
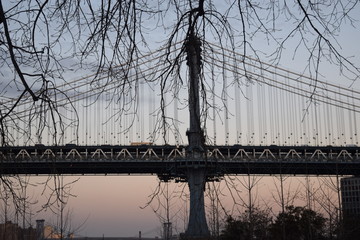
[1, 144, 360, 179]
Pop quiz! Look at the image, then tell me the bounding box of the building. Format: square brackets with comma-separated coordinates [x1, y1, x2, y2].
[0, 221, 36, 240]
[341, 176, 360, 216]
[1, 220, 161, 240]
[0, 219, 74, 240]
[341, 176, 360, 240]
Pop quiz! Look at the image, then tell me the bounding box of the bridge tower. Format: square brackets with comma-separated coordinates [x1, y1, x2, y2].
[182, 33, 210, 239]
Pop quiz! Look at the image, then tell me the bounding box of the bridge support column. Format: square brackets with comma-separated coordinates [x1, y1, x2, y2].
[182, 31, 211, 239]
[184, 168, 210, 239]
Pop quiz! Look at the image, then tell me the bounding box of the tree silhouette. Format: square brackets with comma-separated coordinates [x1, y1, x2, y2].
[220, 208, 272, 240]
[1, 0, 360, 238]
[270, 205, 327, 240]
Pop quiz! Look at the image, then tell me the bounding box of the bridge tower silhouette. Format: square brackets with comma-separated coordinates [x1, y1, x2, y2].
[182, 33, 210, 238]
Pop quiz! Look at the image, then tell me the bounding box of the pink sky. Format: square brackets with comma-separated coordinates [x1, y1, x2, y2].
[20, 175, 338, 238]
[31, 176, 163, 238]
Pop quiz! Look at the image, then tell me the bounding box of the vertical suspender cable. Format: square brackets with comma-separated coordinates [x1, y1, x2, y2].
[257, 83, 262, 145]
[97, 90, 101, 144]
[269, 83, 274, 145]
[212, 59, 217, 145]
[320, 87, 326, 146]
[149, 83, 155, 143]
[105, 91, 108, 144]
[329, 94, 334, 145]
[86, 83, 88, 145]
[162, 93, 167, 144]
[223, 72, 229, 145]
[348, 95, 353, 145]
[136, 79, 140, 142]
[339, 87, 345, 145]
[111, 87, 115, 145]
[235, 82, 241, 145]
[294, 77, 300, 145]
[352, 90, 358, 144]
[285, 75, 291, 145]
[126, 93, 131, 145]
[312, 97, 317, 146]
[335, 89, 343, 145]
[174, 91, 179, 145]
[140, 80, 144, 143]
[280, 77, 286, 145]
[275, 72, 280, 145]
[290, 74, 297, 145]
[262, 81, 267, 145]
[315, 95, 320, 146]
[325, 86, 331, 145]
[246, 83, 253, 144]
[299, 78, 306, 145]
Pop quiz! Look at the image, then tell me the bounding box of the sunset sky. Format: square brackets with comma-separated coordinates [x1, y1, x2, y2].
[24, 175, 337, 238]
[30, 176, 163, 238]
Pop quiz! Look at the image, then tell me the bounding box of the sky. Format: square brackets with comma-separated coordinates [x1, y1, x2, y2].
[13, 176, 161, 238]
[1, 1, 360, 238]
[20, 175, 333, 238]
[38, 176, 162, 238]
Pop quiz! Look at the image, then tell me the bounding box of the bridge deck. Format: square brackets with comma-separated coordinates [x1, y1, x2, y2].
[1, 145, 359, 177]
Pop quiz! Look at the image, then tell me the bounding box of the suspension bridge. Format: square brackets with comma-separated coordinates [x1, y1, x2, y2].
[1, 40, 360, 238]
[1, 42, 359, 147]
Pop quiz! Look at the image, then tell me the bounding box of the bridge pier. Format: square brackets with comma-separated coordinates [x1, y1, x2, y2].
[181, 33, 211, 239]
[184, 168, 210, 239]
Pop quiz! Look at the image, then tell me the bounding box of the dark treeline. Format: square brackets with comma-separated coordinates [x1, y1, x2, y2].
[219, 205, 360, 240]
